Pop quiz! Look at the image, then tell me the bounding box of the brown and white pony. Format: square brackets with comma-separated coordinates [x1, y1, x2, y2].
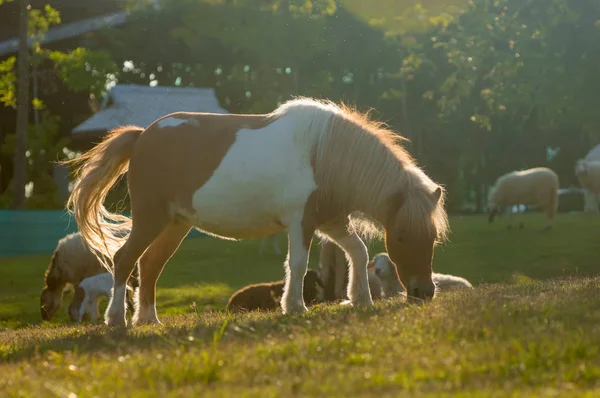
[65, 97, 449, 327]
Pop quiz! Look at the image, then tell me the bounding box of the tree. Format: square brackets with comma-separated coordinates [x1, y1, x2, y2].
[0, 3, 117, 208]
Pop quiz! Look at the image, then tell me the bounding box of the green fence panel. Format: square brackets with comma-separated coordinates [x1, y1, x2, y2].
[0, 210, 203, 258]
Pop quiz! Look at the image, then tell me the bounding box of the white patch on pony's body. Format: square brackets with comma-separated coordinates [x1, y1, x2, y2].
[187, 111, 324, 238]
[156, 116, 189, 128]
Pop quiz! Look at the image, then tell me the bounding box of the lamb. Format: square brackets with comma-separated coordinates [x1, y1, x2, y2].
[41, 232, 138, 321]
[67, 272, 135, 323]
[575, 160, 600, 208]
[371, 253, 473, 296]
[226, 269, 324, 313]
[319, 241, 383, 301]
[487, 167, 559, 230]
[259, 233, 282, 256]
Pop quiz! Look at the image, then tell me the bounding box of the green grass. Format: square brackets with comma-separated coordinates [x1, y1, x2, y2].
[1, 213, 599, 396]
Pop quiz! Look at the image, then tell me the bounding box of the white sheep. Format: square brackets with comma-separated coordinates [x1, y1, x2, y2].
[487, 167, 559, 230]
[40, 231, 137, 322]
[579, 144, 600, 212]
[575, 159, 600, 212]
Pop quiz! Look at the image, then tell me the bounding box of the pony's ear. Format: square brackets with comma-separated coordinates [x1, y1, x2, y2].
[367, 260, 375, 270]
[433, 187, 442, 203]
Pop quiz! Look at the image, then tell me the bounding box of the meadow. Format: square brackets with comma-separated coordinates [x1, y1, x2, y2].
[0, 213, 599, 396]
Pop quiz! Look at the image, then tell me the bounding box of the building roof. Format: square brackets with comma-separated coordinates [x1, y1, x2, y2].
[0, 11, 128, 57]
[71, 84, 229, 136]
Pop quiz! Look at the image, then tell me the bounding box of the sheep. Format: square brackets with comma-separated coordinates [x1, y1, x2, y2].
[319, 241, 383, 301]
[575, 159, 600, 212]
[259, 233, 282, 256]
[41, 232, 138, 321]
[225, 269, 325, 313]
[371, 253, 473, 296]
[487, 167, 559, 230]
[67, 273, 135, 323]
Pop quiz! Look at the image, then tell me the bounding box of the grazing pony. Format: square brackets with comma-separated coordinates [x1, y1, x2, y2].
[487, 167, 559, 230]
[65, 97, 449, 327]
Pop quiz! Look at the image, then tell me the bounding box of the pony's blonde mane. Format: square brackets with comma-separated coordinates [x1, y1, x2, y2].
[271, 97, 449, 244]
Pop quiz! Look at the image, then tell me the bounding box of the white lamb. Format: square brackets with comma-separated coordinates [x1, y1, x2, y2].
[371, 253, 473, 297]
[68, 272, 133, 323]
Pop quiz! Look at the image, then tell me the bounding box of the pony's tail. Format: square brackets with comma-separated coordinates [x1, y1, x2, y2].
[63, 125, 144, 273]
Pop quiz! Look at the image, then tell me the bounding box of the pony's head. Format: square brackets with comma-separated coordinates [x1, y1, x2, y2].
[383, 186, 446, 301]
[40, 251, 66, 320]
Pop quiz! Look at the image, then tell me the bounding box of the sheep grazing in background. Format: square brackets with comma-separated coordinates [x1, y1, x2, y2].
[259, 233, 282, 256]
[487, 167, 559, 230]
[372, 253, 473, 296]
[226, 269, 324, 313]
[319, 240, 383, 301]
[41, 232, 138, 321]
[67, 273, 135, 323]
[578, 144, 600, 212]
[575, 160, 600, 209]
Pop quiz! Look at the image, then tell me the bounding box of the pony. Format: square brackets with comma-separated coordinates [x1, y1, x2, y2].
[487, 167, 559, 230]
[65, 97, 449, 327]
[225, 269, 324, 313]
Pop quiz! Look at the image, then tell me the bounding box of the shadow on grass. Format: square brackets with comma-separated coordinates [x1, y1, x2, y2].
[0, 298, 411, 363]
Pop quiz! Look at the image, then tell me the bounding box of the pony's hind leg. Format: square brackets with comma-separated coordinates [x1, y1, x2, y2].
[281, 218, 313, 315]
[321, 222, 373, 308]
[106, 210, 170, 327]
[133, 221, 191, 325]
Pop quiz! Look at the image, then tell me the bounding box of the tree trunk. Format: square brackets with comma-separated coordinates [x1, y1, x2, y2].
[12, 0, 30, 209]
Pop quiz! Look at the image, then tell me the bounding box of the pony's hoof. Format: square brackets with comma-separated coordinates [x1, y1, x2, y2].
[134, 317, 162, 326]
[282, 302, 308, 315]
[340, 299, 353, 307]
[105, 316, 127, 328]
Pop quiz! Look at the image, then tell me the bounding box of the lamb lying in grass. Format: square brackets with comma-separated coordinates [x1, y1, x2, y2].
[226, 269, 325, 313]
[371, 253, 473, 297]
[67, 272, 135, 323]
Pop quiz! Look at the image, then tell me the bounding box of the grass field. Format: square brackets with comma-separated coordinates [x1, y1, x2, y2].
[1, 213, 599, 396]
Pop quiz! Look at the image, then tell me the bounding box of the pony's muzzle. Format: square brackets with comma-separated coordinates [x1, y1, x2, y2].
[406, 283, 435, 302]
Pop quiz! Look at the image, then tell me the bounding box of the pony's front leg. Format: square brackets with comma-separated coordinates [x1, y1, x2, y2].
[281, 220, 312, 315]
[322, 223, 373, 308]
